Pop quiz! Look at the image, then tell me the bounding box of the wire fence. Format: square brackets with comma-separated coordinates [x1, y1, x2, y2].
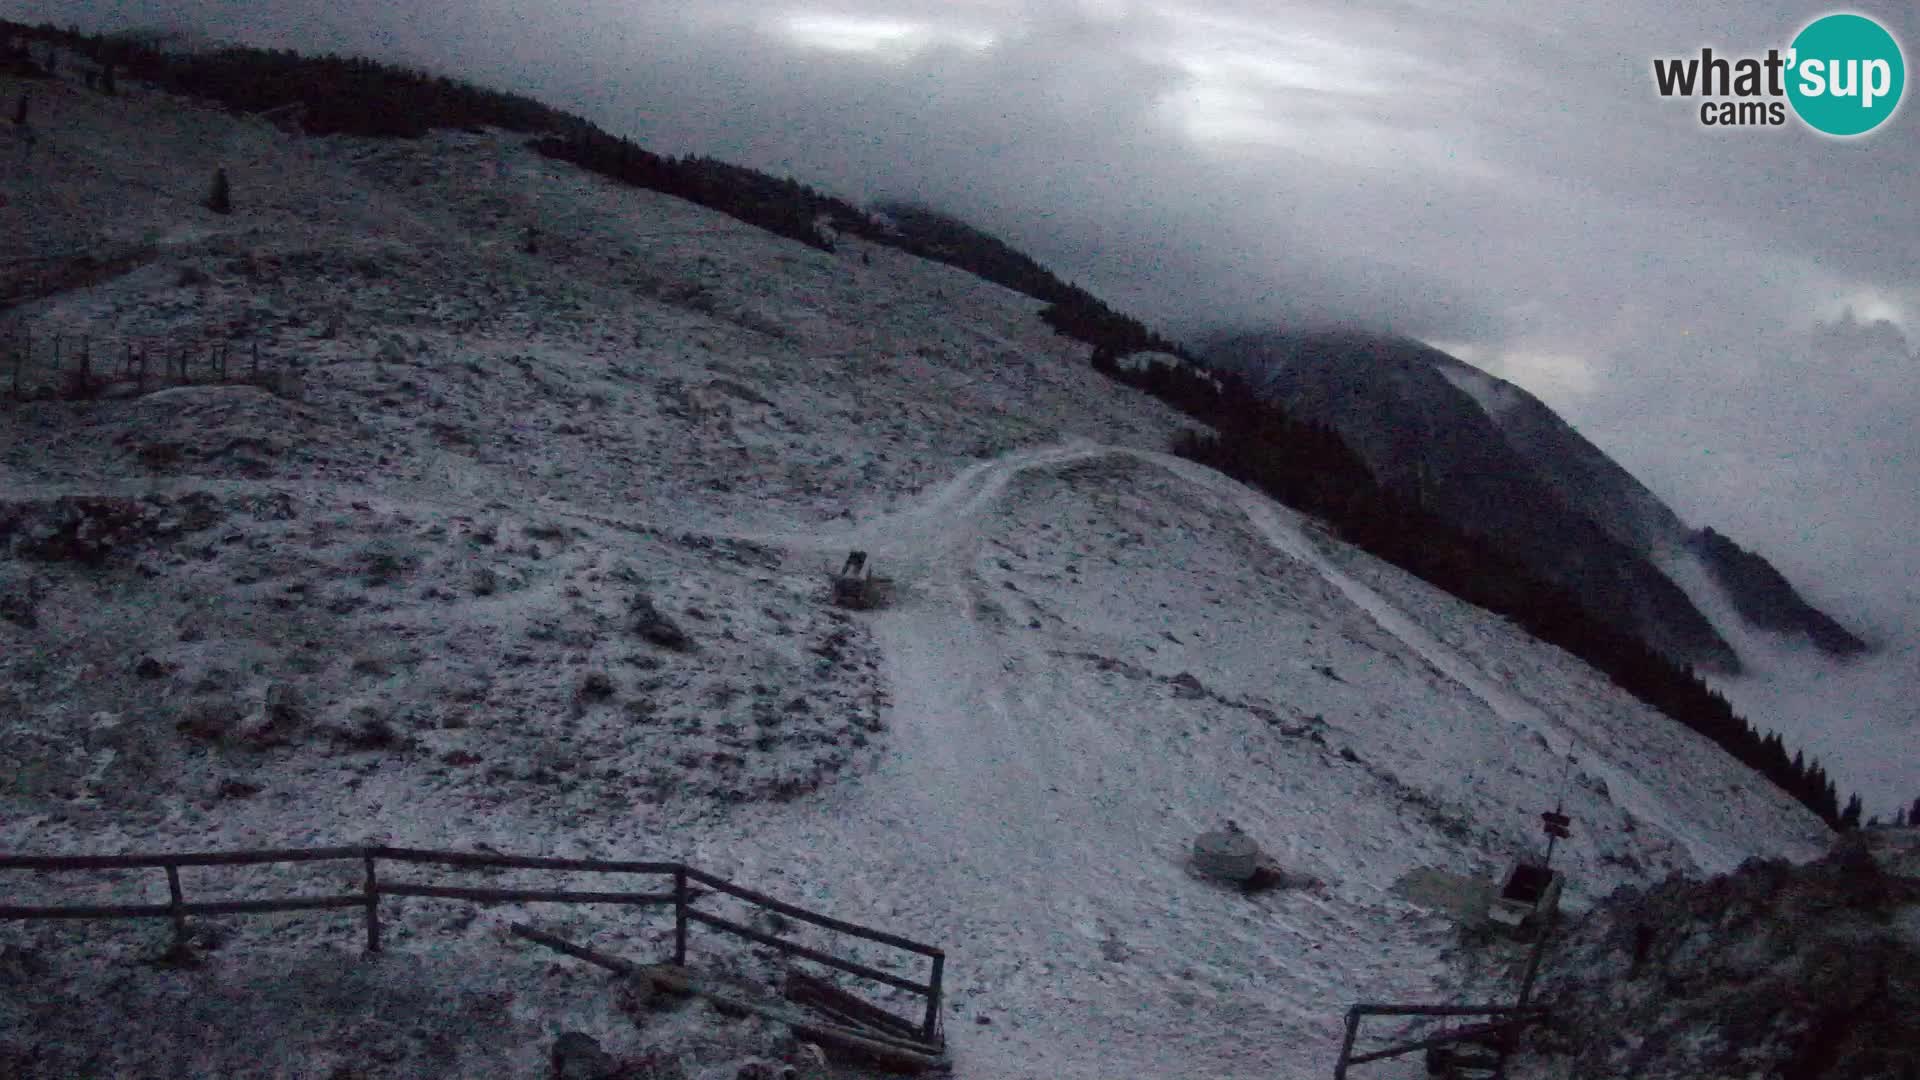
[3, 324, 286, 402]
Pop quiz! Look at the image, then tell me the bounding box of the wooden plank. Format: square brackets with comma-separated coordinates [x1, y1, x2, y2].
[684, 866, 943, 958]
[1345, 1021, 1522, 1067]
[0, 902, 173, 920]
[380, 883, 676, 906]
[188, 895, 366, 917]
[0, 847, 370, 870]
[923, 952, 944, 1044]
[1348, 1003, 1547, 1018]
[704, 992, 947, 1071]
[0, 896, 364, 919]
[785, 967, 923, 1042]
[673, 867, 688, 966]
[1334, 1010, 1360, 1080]
[363, 854, 380, 953]
[165, 864, 187, 948]
[509, 922, 651, 979]
[510, 925, 943, 1071]
[373, 847, 680, 875]
[685, 909, 927, 995]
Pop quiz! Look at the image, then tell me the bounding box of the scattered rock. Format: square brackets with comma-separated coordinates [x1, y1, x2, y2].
[134, 655, 169, 679]
[217, 778, 263, 799]
[0, 566, 41, 628]
[630, 593, 694, 651]
[550, 1031, 619, 1080]
[333, 707, 404, 750]
[176, 695, 245, 743]
[1170, 672, 1207, 700]
[239, 682, 309, 747]
[579, 671, 616, 701]
[0, 945, 49, 984]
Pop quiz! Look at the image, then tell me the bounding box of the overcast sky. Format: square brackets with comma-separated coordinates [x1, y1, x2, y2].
[19, 1, 1920, 637]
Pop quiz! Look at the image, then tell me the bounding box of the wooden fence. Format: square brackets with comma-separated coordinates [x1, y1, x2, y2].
[2, 327, 280, 402]
[1333, 1003, 1549, 1078]
[0, 844, 947, 1045]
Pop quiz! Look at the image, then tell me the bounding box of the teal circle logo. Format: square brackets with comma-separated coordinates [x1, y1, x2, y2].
[1787, 13, 1905, 136]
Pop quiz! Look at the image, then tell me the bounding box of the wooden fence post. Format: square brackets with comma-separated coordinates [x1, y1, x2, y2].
[673, 866, 688, 966]
[10, 335, 21, 400]
[135, 347, 146, 393]
[251, 342, 260, 378]
[923, 952, 944, 1044]
[363, 854, 381, 953]
[77, 336, 89, 394]
[1334, 1009, 1360, 1080]
[165, 863, 188, 951]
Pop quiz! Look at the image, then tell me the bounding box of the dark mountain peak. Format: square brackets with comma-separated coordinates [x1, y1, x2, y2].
[1689, 528, 1871, 657]
[1202, 330, 1740, 672]
[1203, 328, 1868, 669]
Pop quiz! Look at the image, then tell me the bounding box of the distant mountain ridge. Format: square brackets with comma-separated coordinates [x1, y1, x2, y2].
[1203, 329, 1867, 671]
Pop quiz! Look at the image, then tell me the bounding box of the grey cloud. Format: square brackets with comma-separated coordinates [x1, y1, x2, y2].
[13, 0, 1920, 632]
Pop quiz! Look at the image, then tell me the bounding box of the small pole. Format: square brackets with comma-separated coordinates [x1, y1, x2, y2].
[165, 863, 189, 951]
[363, 854, 381, 953]
[77, 336, 89, 393]
[10, 335, 22, 400]
[673, 866, 688, 966]
[136, 347, 146, 393]
[1515, 911, 1553, 1010]
[251, 342, 260, 377]
[922, 951, 945, 1044]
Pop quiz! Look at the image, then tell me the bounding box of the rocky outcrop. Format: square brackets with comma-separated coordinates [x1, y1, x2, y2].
[1510, 829, 1920, 1079]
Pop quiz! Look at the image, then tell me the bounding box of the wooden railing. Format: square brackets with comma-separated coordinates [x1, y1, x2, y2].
[1333, 1003, 1549, 1079]
[0, 844, 946, 1044]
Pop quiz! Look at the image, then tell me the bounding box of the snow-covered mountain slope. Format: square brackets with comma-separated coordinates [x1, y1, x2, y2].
[1, 74, 1832, 1078]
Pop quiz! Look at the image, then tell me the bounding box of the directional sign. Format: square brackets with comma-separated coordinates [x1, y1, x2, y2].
[1541, 811, 1572, 840]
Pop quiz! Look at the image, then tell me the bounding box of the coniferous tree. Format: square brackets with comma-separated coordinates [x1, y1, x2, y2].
[1911, 795, 1920, 826]
[1840, 794, 1863, 830]
[100, 61, 114, 95]
[206, 166, 231, 214]
[12, 91, 24, 126]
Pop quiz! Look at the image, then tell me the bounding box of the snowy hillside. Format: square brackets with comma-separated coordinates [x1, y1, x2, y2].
[1, 73, 1834, 1079]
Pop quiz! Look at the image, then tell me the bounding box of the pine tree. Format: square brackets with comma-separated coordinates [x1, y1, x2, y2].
[206, 167, 232, 214]
[12, 92, 25, 127]
[100, 62, 115, 96]
[1911, 795, 1920, 827]
[1840, 793, 1862, 831]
